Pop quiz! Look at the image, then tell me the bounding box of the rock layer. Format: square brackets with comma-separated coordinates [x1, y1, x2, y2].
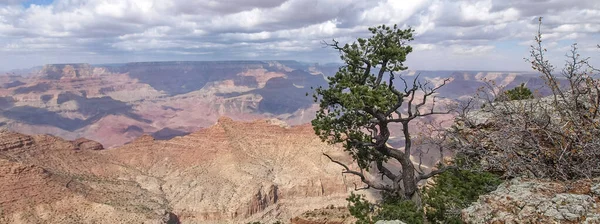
[0, 118, 360, 223]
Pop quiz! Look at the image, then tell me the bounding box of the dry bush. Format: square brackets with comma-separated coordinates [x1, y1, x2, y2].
[450, 18, 600, 181]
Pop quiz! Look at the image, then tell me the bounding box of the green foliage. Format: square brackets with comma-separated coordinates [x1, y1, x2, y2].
[311, 24, 414, 170]
[496, 83, 534, 101]
[347, 193, 373, 224]
[346, 169, 502, 224]
[374, 199, 423, 224]
[422, 168, 502, 223]
[347, 168, 502, 224]
[347, 193, 423, 224]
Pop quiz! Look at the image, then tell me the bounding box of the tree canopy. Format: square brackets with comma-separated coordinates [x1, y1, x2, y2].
[311, 24, 453, 204]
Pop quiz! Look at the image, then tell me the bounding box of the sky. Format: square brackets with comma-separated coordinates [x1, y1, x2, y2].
[0, 0, 598, 71]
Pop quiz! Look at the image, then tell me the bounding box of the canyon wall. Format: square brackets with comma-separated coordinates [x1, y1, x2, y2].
[0, 118, 361, 223]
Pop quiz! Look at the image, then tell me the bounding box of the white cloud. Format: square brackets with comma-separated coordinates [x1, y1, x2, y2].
[0, 0, 598, 71]
[413, 44, 436, 51]
[451, 45, 495, 55]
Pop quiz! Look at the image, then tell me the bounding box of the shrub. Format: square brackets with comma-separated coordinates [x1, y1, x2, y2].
[346, 167, 501, 224]
[347, 193, 423, 224]
[422, 168, 502, 223]
[495, 83, 534, 101]
[453, 18, 600, 181]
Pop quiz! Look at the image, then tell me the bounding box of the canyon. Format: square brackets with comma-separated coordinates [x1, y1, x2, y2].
[0, 61, 546, 149]
[0, 61, 556, 223]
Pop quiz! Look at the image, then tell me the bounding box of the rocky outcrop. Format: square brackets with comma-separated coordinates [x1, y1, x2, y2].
[291, 206, 355, 224]
[72, 138, 104, 150]
[462, 177, 600, 223]
[243, 184, 279, 217]
[0, 130, 34, 151]
[41, 64, 93, 79]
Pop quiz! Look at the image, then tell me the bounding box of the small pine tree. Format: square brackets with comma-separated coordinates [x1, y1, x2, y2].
[496, 83, 534, 101]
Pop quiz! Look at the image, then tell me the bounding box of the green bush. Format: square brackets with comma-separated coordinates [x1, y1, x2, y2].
[347, 193, 423, 224]
[422, 168, 502, 223]
[496, 83, 534, 101]
[347, 168, 501, 224]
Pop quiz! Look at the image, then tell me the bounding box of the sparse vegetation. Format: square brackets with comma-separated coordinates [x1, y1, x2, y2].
[453, 17, 600, 180]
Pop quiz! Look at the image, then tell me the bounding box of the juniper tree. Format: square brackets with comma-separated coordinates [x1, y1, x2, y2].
[311, 24, 454, 206]
[495, 83, 534, 102]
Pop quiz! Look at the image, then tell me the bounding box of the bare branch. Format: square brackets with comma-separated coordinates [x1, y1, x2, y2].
[418, 165, 456, 181]
[323, 153, 392, 191]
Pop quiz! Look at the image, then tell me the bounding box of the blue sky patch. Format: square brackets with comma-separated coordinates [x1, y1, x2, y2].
[22, 0, 53, 8]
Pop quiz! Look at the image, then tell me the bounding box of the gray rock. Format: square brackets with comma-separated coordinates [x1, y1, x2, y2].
[592, 182, 600, 196]
[462, 178, 600, 223]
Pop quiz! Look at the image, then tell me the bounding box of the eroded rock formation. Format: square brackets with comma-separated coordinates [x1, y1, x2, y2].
[0, 118, 360, 223]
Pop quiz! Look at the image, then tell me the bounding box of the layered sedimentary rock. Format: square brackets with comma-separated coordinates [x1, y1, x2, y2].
[0, 118, 360, 223]
[40, 64, 94, 79]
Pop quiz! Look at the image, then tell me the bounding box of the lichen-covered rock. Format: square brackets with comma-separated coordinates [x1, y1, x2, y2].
[592, 182, 600, 197]
[462, 177, 600, 223]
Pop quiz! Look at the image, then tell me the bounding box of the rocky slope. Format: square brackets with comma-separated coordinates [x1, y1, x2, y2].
[0, 117, 361, 223]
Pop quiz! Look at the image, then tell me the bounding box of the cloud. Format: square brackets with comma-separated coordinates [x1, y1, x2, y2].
[0, 0, 598, 71]
[0, 0, 26, 5]
[451, 45, 495, 55]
